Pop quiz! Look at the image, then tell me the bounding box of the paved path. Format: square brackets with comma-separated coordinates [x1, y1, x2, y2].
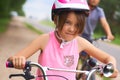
[0, 17, 39, 80]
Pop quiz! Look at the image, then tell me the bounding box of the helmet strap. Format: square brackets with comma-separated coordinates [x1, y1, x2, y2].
[56, 15, 59, 27]
[55, 29, 69, 48]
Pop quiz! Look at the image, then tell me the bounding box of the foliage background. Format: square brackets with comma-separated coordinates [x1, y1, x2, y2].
[95, 0, 120, 35]
[0, 0, 26, 18]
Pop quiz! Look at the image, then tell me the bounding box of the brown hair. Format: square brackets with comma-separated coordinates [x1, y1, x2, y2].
[55, 11, 86, 34]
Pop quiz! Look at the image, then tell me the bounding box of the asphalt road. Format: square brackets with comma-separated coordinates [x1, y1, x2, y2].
[97, 41, 120, 69]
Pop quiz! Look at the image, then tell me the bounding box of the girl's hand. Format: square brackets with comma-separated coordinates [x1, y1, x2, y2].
[7, 56, 26, 69]
[107, 34, 115, 41]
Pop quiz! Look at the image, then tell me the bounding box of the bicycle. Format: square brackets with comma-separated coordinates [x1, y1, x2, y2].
[76, 36, 111, 80]
[92, 36, 111, 47]
[6, 58, 114, 80]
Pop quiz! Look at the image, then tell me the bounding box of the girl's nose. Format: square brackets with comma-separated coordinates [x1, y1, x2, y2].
[69, 25, 75, 32]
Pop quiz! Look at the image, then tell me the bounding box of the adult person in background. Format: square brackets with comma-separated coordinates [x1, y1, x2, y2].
[76, 0, 115, 80]
[82, 0, 114, 42]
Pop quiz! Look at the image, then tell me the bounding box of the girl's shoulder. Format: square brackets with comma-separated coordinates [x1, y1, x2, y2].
[34, 33, 50, 50]
[76, 36, 89, 43]
[76, 36, 92, 50]
[37, 33, 49, 42]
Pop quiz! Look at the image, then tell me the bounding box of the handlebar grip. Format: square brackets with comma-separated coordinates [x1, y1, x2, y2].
[88, 58, 97, 67]
[101, 36, 107, 40]
[101, 36, 111, 42]
[6, 61, 31, 68]
[6, 61, 14, 68]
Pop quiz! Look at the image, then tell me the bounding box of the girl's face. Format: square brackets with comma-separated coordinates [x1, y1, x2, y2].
[58, 12, 79, 41]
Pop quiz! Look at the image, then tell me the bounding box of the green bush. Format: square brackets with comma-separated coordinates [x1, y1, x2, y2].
[0, 18, 10, 33]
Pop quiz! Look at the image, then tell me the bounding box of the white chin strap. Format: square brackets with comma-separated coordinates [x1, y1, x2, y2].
[55, 30, 69, 48]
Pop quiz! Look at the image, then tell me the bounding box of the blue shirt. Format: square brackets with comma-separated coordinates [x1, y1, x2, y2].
[82, 6, 105, 41]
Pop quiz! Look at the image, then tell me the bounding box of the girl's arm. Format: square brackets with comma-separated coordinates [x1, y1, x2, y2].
[8, 33, 49, 69]
[100, 17, 114, 40]
[78, 37, 118, 78]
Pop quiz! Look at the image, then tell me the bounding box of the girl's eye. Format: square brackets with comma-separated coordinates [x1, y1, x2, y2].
[65, 20, 71, 25]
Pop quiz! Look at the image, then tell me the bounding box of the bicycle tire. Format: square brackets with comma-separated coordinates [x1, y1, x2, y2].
[76, 53, 96, 80]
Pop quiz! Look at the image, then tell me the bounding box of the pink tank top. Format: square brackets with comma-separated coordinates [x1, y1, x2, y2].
[37, 31, 79, 80]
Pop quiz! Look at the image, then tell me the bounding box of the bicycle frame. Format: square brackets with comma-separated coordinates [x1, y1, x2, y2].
[25, 61, 90, 80]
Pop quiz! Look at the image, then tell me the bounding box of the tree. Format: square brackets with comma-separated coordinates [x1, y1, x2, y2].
[95, 1, 120, 35]
[100, 0, 120, 24]
[0, 0, 11, 18]
[10, 0, 26, 16]
[0, 0, 26, 18]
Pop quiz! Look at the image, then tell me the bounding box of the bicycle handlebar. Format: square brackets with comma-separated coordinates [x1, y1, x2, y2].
[92, 36, 111, 42]
[87, 58, 114, 77]
[6, 61, 48, 80]
[6, 61, 31, 68]
[6, 60, 114, 80]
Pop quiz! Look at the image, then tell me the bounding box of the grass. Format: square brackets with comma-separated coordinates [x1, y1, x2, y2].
[96, 75, 111, 80]
[24, 22, 43, 34]
[94, 32, 120, 46]
[102, 77, 111, 80]
[0, 18, 10, 33]
[40, 19, 55, 27]
[112, 35, 120, 45]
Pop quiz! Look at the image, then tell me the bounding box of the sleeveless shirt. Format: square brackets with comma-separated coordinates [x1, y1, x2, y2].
[37, 31, 79, 80]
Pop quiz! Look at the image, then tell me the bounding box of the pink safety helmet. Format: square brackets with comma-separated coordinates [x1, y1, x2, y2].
[52, 0, 90, 20]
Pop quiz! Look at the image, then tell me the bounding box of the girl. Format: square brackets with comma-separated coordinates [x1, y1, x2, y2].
[8, 0, 118, 80]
